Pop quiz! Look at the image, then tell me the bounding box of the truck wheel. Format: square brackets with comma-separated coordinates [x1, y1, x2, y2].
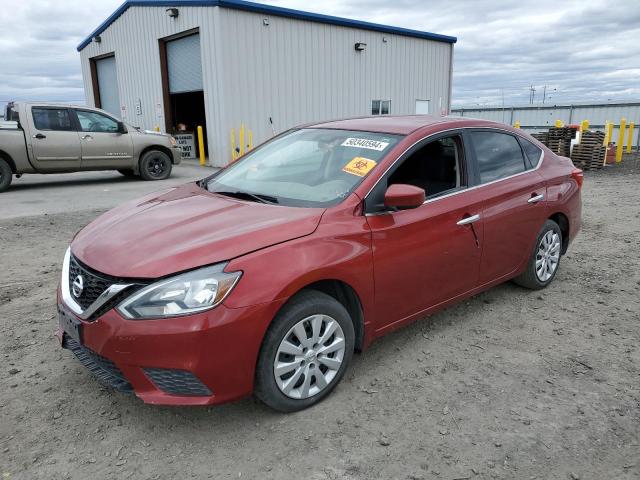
[139, 150, 172, 181]
[117, 169, 137, 178]
[0, 159, 12, 193]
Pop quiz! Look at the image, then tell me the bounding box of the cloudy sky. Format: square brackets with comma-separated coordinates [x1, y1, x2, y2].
[1, 0, 638, 110]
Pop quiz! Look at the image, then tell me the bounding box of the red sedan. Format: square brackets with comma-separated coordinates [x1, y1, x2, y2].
[57, 115, 582, 412]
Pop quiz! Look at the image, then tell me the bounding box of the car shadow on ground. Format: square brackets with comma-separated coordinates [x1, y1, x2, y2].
[9, 174, 142, 191]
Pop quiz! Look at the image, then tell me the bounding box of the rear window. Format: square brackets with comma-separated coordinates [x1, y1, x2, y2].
[519, 137, 543, 168]
[471, 131, 527, 184]
[32, 108, 73, 131]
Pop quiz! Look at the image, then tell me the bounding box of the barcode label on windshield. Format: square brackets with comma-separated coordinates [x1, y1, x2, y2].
[341, 138, 390, 151]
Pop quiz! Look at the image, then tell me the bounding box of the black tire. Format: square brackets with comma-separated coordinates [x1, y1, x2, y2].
[254, 290, 355, 412]
[117, 169, 137, 178]
[139, 150, 172, 181]
[514, 219, 563, 290]
[0, 158, 12, 193]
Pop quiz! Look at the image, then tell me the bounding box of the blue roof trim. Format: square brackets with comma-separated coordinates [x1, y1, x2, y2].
[77, 0, 457, 51]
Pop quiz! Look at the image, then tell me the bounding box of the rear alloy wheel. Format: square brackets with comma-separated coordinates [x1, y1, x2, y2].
[514, 220, 562, 290]
[255, 290, 354, 412]
[0, 158, 12, 193]
[139, 150, 172, 181]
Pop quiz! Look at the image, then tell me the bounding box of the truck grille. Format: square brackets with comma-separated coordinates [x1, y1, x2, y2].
[64, 337, 133, 393]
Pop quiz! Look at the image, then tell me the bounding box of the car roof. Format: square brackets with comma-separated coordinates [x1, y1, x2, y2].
[307, 115, 473, 135]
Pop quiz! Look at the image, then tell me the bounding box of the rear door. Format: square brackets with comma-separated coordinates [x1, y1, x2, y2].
[467, 129, 548, 285]
[26, 106, 81, 171]
[73, 109, 133, 169]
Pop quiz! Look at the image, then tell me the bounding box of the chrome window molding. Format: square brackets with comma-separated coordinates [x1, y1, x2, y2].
[363, 126, 544, 217]
[61, 248, 132, 320]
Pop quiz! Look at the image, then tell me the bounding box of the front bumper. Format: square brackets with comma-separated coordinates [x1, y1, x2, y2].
[170, 145, 182, 165]
[56, 291, 283, 406]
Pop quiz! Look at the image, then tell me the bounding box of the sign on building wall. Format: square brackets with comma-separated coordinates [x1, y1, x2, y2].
[175, 133, 196, 159]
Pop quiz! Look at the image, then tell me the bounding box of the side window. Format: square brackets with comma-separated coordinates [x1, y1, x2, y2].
[471, 131, 526, 183]
[32, 108, 73, 131]
[75, 110, 119, 133]
[388, 135, 464, 198]
[519, 137, 543, 169]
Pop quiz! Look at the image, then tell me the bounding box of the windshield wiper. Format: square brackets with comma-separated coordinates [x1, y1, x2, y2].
[213, 190, 278, 204]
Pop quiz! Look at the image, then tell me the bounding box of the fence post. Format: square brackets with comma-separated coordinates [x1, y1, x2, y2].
[616, 118, 626, 163]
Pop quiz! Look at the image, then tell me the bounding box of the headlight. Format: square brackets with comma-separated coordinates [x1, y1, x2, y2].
[169, 136, 177, 146]
[117, 264, 241, 320]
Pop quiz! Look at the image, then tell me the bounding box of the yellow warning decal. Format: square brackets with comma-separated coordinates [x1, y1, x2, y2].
[342, 157, 377, 177]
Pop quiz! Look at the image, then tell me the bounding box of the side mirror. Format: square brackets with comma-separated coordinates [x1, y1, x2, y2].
[117, 121, 128, 134]
[384, 184, 425, 209]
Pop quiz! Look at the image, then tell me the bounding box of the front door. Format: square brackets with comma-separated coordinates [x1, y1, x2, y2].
[74, 109, 133, 169]
[467, 129, 548, 285]
[365, 133, 484, 333]
[27, 107, 81, 171]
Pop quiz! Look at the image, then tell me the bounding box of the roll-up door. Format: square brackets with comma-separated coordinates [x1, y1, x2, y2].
[94, 56, 120, 117]
[167, 34, 203, 93]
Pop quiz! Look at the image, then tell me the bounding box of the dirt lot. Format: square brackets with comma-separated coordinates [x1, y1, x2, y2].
[1, 157, 639, 480]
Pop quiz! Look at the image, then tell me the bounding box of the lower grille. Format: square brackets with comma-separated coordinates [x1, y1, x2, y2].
[144, 368, 212, 396]
[64, 337, 133, 393]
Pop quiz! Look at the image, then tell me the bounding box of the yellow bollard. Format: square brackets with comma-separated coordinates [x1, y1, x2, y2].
[606, 122, 614, 145]
[514, 121, 520, 129]
[603, 121, 610, 146]
[154, 125, 161, 132]
[626, 122, 635, 153]
[616, 118, 626, 163]
[555, 119, 564, 128]
[580, 120, 589, 132]
[239, 124, 245, 156]
[230, 128, 237, 161]
[197, 126, 206, 166]
[247, 130, 253, 151]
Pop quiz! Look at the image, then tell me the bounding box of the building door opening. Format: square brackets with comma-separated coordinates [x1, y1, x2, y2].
[159, 30, 207, 159]
[90, 54, 120, 117]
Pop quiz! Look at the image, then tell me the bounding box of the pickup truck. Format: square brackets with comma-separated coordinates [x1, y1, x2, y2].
[0, 102, 182, 192]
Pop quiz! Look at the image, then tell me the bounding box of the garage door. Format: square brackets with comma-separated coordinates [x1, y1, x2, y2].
[95, 56, 120, 117]
[167, 34, 203, 93]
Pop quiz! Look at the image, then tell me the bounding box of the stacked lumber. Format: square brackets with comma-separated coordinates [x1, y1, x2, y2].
[571, 131, 606, 170]
[545, 127, 576, 157]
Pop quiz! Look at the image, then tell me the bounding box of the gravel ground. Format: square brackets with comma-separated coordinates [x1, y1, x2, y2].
[1, 156, 639, 480]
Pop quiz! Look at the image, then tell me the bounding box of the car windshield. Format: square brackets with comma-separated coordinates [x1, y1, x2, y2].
[207, 128, 402, 207]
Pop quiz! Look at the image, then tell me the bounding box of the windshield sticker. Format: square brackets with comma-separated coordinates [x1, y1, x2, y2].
[342, 157, 377, 177]
[341, 138, 390, 151]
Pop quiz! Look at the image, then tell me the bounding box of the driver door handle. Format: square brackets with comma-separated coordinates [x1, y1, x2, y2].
[527, 193, 545, 204]
[32, 133, 46, 139]
[457, 214, 480, 226]
[82, 134, 93, 140]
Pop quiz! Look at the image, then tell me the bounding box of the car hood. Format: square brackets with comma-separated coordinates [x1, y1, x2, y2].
[71, 183, 324, 278]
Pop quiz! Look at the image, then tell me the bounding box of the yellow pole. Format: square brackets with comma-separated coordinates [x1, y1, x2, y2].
[606, 122, 614, 144]
[514, 121, 520, 129]
[239, 124, 245, 156]
[616, 118, 626, 163]
[247, 130, 253, 151]
[603, 121, 610, 146]
[580, 120, 589, 132]
[197, 125, 206, 166]
[626, 122, 635, 153]
[230, 128, 237, 161]
[555, 119, 563, 127]
[154, 125, 160, 132]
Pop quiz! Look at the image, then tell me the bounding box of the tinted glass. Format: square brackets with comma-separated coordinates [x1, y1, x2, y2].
[207, 128, 402, 207]
[471, 131, 526, 183]
[381, 100, 390, 115]
[76, 110, 119, 133]
[519, 137, 543, 169]
[371, 100, 381, 115]
[32, 108, 72, 131]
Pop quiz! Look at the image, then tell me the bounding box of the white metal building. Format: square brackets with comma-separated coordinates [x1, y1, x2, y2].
[78, 0, 456, 166]
[452, 101, 640, 147]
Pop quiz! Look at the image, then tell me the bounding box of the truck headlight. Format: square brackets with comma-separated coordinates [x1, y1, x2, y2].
[117, 264, 241, 319]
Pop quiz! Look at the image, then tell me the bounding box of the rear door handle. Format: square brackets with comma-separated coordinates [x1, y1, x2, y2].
[32, 133, 46, 139]
[527, 193, 545, 204]
[457, 214, 480, 226]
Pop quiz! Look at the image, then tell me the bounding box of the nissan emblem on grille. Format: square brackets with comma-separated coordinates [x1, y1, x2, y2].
[72, 274, 84, 298]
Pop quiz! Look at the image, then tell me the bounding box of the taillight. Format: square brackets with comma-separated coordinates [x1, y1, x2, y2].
[571, 168, 584, 189]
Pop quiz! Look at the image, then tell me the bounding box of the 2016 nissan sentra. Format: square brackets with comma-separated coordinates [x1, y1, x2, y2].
[57, 115, 582, 412]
